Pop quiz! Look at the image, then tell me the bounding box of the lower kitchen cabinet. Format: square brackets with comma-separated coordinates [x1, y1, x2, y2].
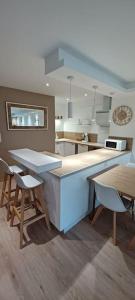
[55, 142, 65, 156]
[64, 142, 75, 156]
[55, 142, 75, 156]
[78, 144, 88, 153]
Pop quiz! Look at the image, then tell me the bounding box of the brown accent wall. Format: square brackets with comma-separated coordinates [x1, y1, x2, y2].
[0, 86, 55, 179]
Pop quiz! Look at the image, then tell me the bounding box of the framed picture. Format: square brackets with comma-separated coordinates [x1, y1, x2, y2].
[6, 102, 48, 130]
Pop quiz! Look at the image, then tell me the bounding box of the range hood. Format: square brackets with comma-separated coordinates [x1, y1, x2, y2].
[96, 96, 112, 127]
[96, 110, 111, 127]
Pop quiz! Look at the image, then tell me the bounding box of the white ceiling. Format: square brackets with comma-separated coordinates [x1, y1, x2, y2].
[1, 0, 135, 98]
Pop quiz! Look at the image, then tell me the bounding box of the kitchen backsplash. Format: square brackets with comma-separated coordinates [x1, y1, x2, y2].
[56, 131, 98, 143]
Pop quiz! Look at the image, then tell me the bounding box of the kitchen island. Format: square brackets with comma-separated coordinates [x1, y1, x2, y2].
[10, 148, 131, 233]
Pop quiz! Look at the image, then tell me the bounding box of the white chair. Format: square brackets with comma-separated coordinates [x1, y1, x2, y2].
[92, 181, 133, 245]
[0, 158, 26, 220]
[127, 162, 135, 168]
[10, 173, 51, 248]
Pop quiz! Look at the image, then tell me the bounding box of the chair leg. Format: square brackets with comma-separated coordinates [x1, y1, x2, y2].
[113, 211, 117, 246]
[36, 185, 51, 230]
[20, 190, 25, 249]
[10, 185, 20, 227]
[31, 189, 38, 214]
[91, 205, 104, 225]
[7, 175, 12, 221]
[0, 174, 8, 207]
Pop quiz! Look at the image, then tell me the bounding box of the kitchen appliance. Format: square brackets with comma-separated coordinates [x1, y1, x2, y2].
[83, 132, 88, 143]
[104, 139, 126, 151]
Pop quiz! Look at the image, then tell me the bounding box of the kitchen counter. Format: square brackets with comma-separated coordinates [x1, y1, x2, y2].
[42, 148, 129, 178]
[9, 148, 62, 173]
[55, 138, 103, 148]
[10, 147, 131, 233]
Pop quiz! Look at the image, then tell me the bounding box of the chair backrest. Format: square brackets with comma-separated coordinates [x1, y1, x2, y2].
[94, 181, 127, 212]
[127, 163, 135, 168]
[0, 158, 13, 175]
[14, 173, 26, 189]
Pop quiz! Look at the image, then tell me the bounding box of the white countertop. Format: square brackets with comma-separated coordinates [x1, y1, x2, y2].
[9, 148, 130, 178]
[55, 138, 103, 148]
[9, 148, 62, 174]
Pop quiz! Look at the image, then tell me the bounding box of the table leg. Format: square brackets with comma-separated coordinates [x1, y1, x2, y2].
[131, 200, 134, 220]
[92, 189, 96, 219]
[89, 181, 96, 221]
[127, 236, 135, 250]
[75, 144, 78, 154]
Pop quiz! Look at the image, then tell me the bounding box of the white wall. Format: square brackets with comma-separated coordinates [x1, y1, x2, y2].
[55, 95, 109, 143]
[55, 101, 66, 131]
[109, 94, 135, 161]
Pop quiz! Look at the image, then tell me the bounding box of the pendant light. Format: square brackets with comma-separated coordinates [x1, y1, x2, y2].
[92, 85, 98, 122]
[67, 75, 74, 119]
[108, 92, 114, 123]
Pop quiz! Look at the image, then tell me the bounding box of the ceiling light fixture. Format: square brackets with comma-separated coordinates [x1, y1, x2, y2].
[92, 85, 98, 123]
[46, 82, 50, 87]
[108, 92, 115, 123]
[67, 75, 74, 119]
[84, 93, 88, 97]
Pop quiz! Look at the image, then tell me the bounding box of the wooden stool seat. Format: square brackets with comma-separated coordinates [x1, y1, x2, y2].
[10, 173, 51, 249]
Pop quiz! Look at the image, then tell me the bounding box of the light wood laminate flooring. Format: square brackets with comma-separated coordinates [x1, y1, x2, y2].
[0, 183, 135, 300]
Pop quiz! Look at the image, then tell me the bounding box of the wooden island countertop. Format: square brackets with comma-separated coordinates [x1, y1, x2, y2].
[42, 148, 130, 178]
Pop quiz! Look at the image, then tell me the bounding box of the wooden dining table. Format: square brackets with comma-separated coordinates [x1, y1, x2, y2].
[91, 164, 135, 248]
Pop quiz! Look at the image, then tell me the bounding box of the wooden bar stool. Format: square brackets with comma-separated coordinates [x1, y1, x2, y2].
[0, 158, 26, 220]
[10, 173, 51, 249]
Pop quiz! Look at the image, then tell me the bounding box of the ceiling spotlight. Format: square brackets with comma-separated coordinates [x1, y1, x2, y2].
[84, 93, 88, 97]
[46, 82, 50, 87]
[66, 98, 70, 101]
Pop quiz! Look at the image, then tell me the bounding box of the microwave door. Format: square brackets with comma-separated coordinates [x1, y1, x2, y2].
[106, 141, 117, 149]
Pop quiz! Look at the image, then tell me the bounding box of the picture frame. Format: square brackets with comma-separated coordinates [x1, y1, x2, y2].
[6, 102, 48, 130]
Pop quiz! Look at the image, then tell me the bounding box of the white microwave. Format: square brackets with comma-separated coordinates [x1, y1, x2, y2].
[104, 139, 126, 151]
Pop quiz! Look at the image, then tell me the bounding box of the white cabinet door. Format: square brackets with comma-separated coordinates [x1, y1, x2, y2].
[78, 144, 88, 153]
[55, 142, 65, 156]
[55, 142, 75, 156]
[64, 142, 75, 156]
[55, 143, 59, 154]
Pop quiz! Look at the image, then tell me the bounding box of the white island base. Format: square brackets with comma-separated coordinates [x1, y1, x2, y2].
[10, 148, 131, 233]
[42, 153, 130, 232]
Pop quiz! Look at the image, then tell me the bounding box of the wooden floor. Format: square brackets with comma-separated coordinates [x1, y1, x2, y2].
[0, 186, 135, 299]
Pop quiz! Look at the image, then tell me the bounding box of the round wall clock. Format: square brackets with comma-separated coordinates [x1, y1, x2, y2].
[112, 105, 133, 126]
